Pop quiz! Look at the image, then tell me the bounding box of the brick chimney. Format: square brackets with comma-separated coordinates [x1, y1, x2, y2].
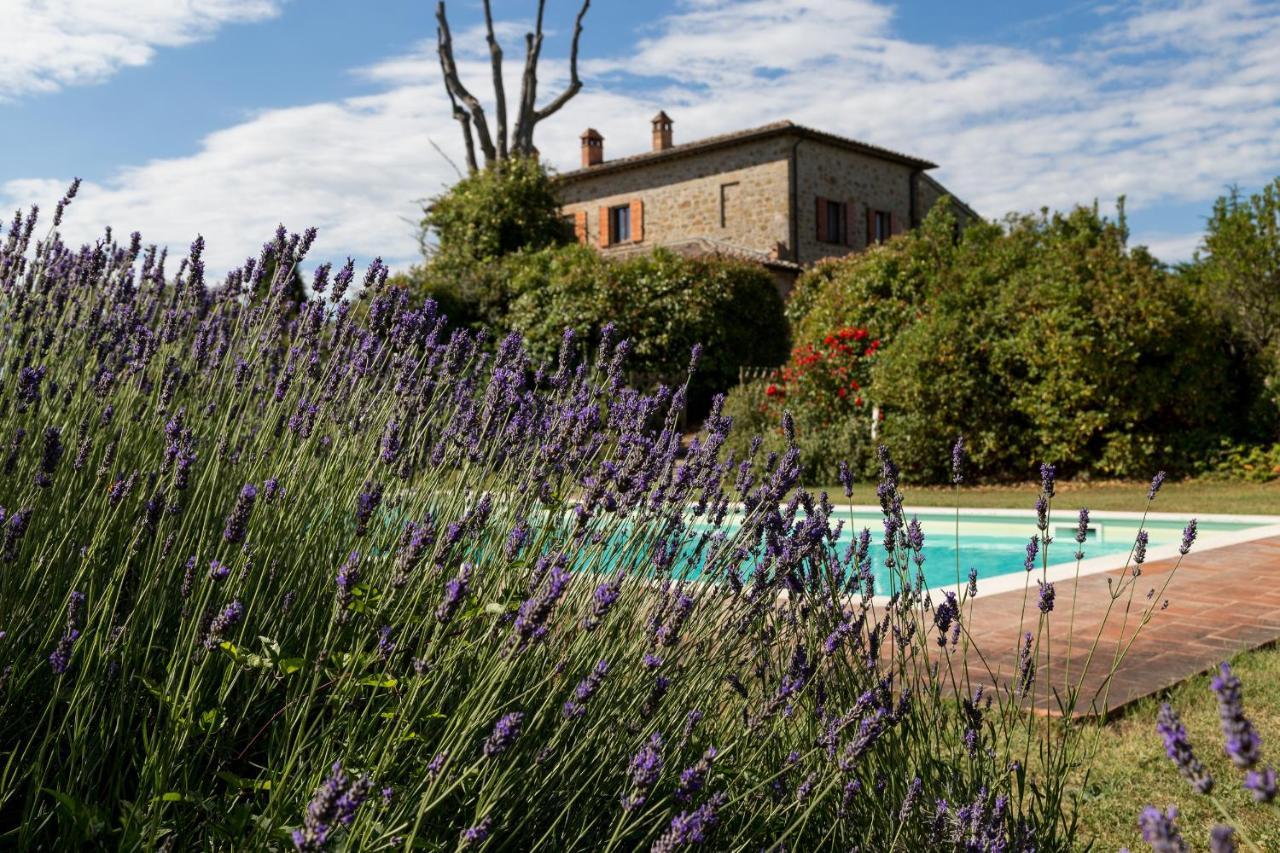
[651, 111, 673, 151]
[580, 128, 604, 167]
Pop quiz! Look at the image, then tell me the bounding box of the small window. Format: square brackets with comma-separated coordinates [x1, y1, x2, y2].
[609, 204, 631, 244]
[873, 210, 891, 244]
[561, 214, 577, 241]
[720, 181, 741, 228]
[825, 199, 844, 244]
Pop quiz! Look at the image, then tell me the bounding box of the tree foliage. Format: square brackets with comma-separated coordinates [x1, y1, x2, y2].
[777, 201, 1261, 483]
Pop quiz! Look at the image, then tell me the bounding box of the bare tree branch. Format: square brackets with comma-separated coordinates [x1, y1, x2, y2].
[511, 0, 547, 155]
[530, 0, 589, 125]
[436, 27, 478, 173]
[482, 0, 508, 161]
[436, 1, 497, 168]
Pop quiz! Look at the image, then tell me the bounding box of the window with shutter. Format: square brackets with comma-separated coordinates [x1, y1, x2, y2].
[842, 201, 851, 246]
[630, 199, 644, 243]
[815, 196, 828, 242]
[574, 211, 588, 245]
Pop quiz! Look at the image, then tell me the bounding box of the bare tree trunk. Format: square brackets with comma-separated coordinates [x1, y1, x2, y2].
[435, 0, 590, 166]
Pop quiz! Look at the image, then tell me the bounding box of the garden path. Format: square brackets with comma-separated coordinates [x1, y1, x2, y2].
[957, 535, 1280, 717]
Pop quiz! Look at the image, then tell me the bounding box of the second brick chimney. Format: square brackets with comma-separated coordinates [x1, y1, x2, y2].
[580, 128, 604, 167]
[651, 111, 673, 151]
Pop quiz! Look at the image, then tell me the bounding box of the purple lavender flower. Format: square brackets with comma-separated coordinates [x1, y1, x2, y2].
[967, 567, 978, 597]
[510, 566, 571, 651]
[1244, 766, 1277, 803]
[354, 481, 382, 536]
[1210, 663, 1262, 769]
[563, 660, 609, 719]
[291, 761, 373, 851]
[1137, 805, 1188, 853]
[376, 625, 394, 661]
[436, 563, 473, 625]
[16, 365, 46, 410]
[951, 435, 965, 485]
[504, 519, 530, 561]
[460, 815, 493, 848]
[1148, 471, 1167, 501]
[651, 791, 726, 851]
[1023, 536, 1039, 572]
[34, 426, 63, 487]
[623, 732, 664, 810]
[1134, 530, 1149, 567]
[1037, 581, 1055, 614]
[675, 747, 718, 802]
[1074, 508, 1090, 559]
[223, 483, 257, 544]
[1180, 519, 1197, 556]
[838, 459, 854, 498]
[582, 571, 623, 631]
[1016, 632, 1035, 697]
[208, 559, 230, 581]
[2, 508, 31, 563]
[1157, 703, 1213, 794]
[426, 751, 448, 778]
[204, 600, 244, 649]
[483, 712, 524, 758]
[1209, 825, 1237, 853]
[264, 478, 283, 502]
[1039, 462, 1056, 498]
[379, 420, 400, 465]
[49, 591, 87, 675]
[933, 592, 959, 646]
[335, 552, 360, 615]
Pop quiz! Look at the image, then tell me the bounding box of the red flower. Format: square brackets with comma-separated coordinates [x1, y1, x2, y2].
[765, 384, 780, 397]
[837, 387, 848, 398]
[854, 396, 863, 407]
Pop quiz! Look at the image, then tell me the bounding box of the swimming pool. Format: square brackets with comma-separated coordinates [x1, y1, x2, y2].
[743, 507, 1277, 596]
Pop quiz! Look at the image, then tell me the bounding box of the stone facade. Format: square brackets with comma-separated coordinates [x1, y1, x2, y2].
[556, 136, 793, 259]
[553, 120, 975, 291]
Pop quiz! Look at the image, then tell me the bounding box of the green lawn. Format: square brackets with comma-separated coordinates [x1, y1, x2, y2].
[1070, 644, 1280, 851]
[821, 479, 1280, 516]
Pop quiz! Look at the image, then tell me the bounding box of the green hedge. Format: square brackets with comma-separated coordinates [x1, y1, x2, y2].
[504, 245, 789, 413]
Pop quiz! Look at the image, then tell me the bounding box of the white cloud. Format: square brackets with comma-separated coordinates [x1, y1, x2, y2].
[4, 0, 1278, 271]
[0, 0, 284, 99]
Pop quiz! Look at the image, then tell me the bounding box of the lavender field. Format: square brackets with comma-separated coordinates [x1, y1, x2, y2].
[0, 190, 1183, 850]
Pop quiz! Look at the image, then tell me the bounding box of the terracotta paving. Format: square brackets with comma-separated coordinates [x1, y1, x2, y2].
[955, 535, 1280, 718]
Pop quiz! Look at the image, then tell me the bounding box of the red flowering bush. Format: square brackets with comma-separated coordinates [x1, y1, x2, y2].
[763, 326, 879, 425]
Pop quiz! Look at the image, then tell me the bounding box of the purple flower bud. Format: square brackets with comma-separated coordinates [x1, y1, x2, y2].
[1148, 470, 1167, 501]
[951, 435, 965, 485]
[483, 712, 524, 758]
[1037, 581, 1055, 614]
[436, 563, 473, 625]
[1210, 663, 1262, 770]
[223, 483, 257, 544]
[1179, 519, 1197, 556]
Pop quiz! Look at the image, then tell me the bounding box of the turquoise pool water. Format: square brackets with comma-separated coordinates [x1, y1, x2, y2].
[810, 511, 1262, 592]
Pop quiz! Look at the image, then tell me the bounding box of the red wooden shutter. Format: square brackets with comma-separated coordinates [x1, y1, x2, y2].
[865, 206, 874, 246]
[815, 197, 828, 242]
[630, 198, 644, 243]
[842, 201, 851, 246]
[889, 211, 899, 236]
[598, 206, 610, 248]
[574, 211, 588, 245]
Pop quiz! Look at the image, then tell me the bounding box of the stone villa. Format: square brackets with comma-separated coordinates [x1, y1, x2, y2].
[553, 114, 976, 292]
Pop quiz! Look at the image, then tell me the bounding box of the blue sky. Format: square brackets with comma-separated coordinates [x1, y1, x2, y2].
[2, 0, 1278, 273]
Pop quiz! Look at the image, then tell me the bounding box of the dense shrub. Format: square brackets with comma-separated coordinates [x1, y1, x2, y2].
[723, 327, 880, 483]
[784, 202, 1256, 483]
[504, 245, 789, 414]
[0, 191, 1186, 850]
[395, 156, 573, 328]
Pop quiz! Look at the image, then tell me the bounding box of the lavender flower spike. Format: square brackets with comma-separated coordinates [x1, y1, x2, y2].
[1210, 663, 1263, 769]
[483, 712, 524, 758]
[951, 435, 965, 485]
[1179, 519, 1197, 556]
[1148, 470, 1167, 501]
[1137, 805, 1189, 853]
[223, 483, 257, 544]
[1156, 703, 1213, 794]
[1209, 825, 1237, 853]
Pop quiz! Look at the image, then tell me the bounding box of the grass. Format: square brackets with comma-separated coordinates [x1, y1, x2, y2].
[820, 479, 1280, 516]
[1071, 644, 1280, 851]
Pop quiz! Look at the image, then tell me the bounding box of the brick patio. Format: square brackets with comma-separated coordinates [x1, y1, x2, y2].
[956, 535, 1280, 717]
